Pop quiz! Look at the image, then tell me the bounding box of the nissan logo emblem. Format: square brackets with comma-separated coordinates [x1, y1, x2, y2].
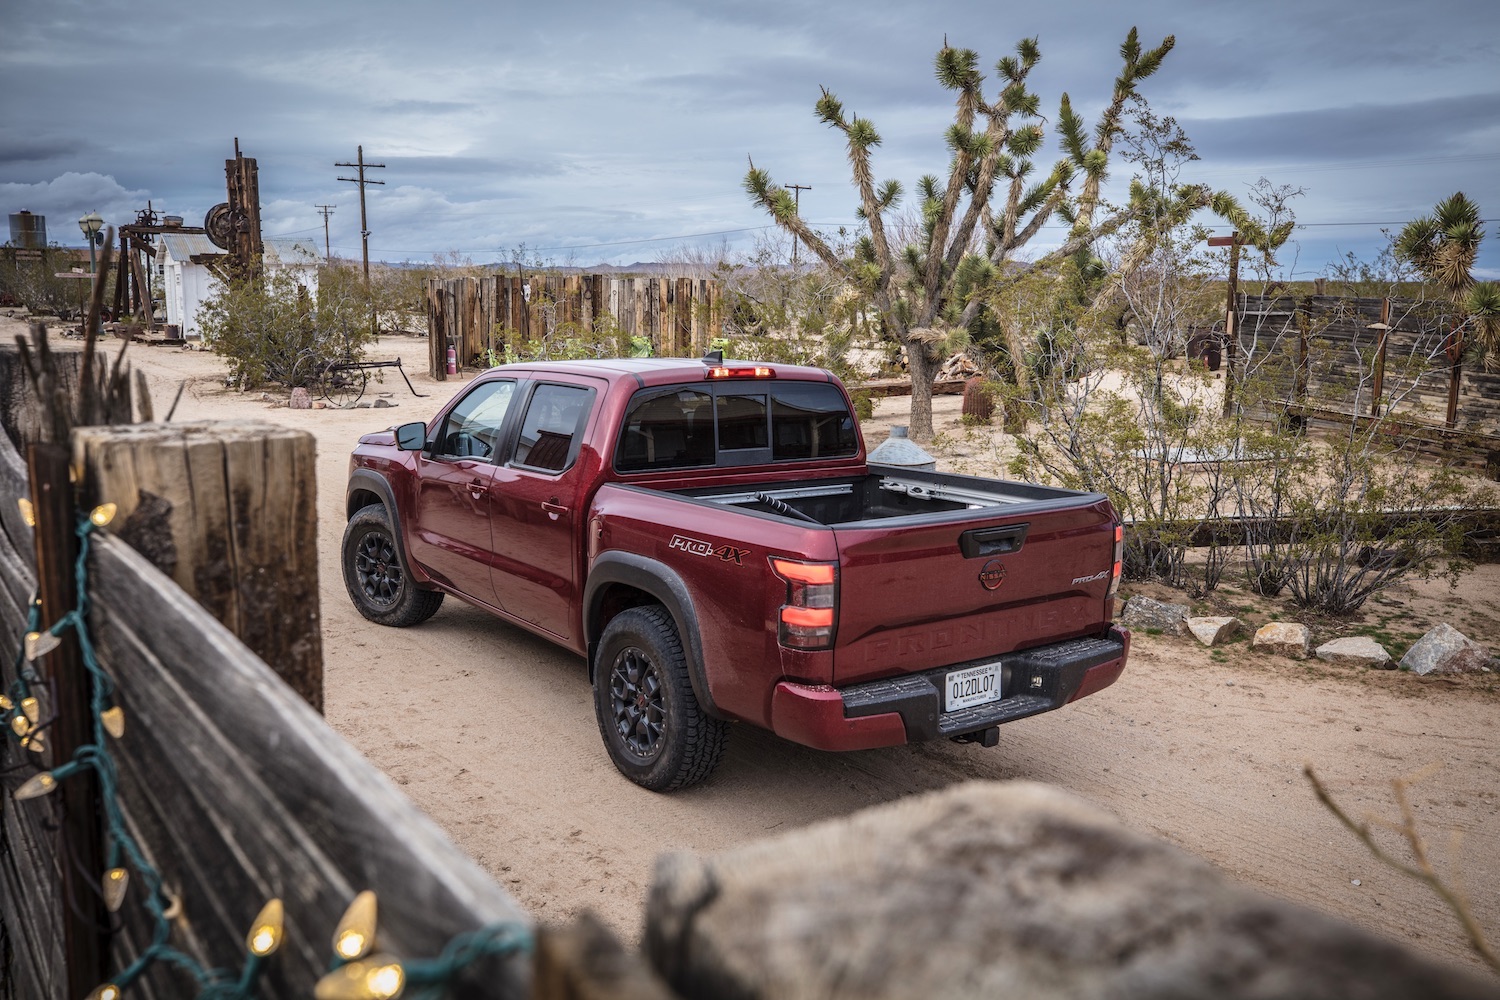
[979, 559, 1007, 591]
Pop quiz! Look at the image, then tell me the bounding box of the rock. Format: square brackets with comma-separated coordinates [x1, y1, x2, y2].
[1186, 616, 1240, 646]
[312, 401, 327, 409]
[1120, 596, 1188, 635]
[1400, 624, 1495, 675]
[373, 398, 394, 408]
[645, 782, 1492, 1000]
[288, 387, 312, 410]
[1252, 622, 1311, 659]
[258, 392, 274, 402]
[1315, 636, 1393, 669]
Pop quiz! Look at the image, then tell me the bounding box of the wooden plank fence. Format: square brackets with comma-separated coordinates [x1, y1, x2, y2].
[1234, 293, 1500, 471]
[425, 274, 723, 379]
[0, 354, 529, 998]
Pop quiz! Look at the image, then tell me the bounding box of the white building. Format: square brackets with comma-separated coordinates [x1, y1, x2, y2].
[158, 234, 322, 339]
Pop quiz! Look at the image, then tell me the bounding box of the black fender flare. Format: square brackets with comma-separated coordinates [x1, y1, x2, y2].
[584, 551, 723, 719]
[345, 469, 428, 587]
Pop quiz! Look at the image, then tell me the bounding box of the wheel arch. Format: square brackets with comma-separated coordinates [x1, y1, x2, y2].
[584, 551, 722, 719]
[345, 469, 428, 587]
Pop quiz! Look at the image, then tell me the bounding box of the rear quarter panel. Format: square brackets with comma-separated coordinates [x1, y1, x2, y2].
[589, 484, 837, 727]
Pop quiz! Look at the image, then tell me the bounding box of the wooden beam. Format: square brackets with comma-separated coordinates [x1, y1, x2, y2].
[72, 421, 324, 711]
[26, 441, 108, 998]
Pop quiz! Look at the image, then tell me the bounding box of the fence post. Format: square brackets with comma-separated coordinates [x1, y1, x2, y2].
[71, 421, 324, 711]
[26, 441, 109, 998]
[1371, 298, 1390, 416]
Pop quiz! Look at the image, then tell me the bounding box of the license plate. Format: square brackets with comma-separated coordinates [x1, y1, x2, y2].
[944, 661, 1001, 712]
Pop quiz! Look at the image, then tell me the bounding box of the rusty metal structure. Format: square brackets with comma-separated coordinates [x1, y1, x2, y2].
[109, 203, 204, 331]
[204, 138, 264, 281]
[110, 140, 265, 329]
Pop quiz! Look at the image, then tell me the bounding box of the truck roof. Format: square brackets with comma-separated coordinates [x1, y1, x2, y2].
[484, 356, 842, 389]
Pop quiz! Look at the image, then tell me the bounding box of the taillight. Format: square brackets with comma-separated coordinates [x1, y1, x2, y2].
[1108, 523, 1124, 597]
[771, 557, 838, 649]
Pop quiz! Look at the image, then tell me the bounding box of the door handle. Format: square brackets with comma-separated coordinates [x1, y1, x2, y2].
[541, 501, 569, 516]
[467, 478, 486, 500]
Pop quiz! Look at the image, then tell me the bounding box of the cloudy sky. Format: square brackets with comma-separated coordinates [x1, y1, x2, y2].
[3, 0, 1497, 276]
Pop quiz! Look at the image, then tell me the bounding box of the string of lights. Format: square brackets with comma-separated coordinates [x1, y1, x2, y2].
[3, 500, 531, 999]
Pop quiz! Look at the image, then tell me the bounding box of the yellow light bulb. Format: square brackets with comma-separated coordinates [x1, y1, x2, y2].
[314, 955, 406, 1000]
[18, 498, 35, 527]
[0, 694, 12, 711]
[11, 715, 29, 737]
[246, 898, 284, 957]
[90, 503, 118, 527]
[333, 890, 379, 960]
[14, 771, 57, 800]
[102, 867, 130, 912]
[21, 697, 39, 724]
[25, 732, 44, 753]
[24, 630, 59, 661]
[100, 706, 126, 739]
[85, 983, 121, 1000]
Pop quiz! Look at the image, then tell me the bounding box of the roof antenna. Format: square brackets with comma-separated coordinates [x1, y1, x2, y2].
[702, 348, 724, 365]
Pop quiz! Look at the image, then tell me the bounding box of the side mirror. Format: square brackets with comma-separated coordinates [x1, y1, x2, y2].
[395, 421, 428, 451]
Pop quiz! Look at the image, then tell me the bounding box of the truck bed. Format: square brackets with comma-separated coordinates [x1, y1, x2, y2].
[671, 465, 1095, 526]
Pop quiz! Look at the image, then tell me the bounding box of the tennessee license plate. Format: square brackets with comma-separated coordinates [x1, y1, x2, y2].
[944, 661, 1001, 712]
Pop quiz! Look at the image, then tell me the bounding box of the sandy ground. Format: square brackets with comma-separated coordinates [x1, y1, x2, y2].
[12, 320, 1500, 976]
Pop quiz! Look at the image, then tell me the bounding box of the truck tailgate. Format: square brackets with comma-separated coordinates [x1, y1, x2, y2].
[832, 496, 1117, 686]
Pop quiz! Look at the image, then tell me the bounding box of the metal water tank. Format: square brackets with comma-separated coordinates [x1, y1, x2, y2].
[867, 426, 937, 471]
[8, 210, 46, 248]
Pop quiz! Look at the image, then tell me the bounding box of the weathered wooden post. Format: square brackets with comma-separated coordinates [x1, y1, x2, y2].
[25, 441, 110, 999]
[71, 420, 324, 711]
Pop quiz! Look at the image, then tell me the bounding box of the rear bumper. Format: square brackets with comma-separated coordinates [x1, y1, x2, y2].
[770, 627, 1129, 751]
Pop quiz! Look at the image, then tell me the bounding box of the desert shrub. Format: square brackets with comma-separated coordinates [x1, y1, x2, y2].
[199, 269, 373, 389]
[0, 243, 109, 318]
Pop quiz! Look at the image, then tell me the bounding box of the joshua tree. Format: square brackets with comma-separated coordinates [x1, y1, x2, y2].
[1395, 192, 1500, 371]
[746, 29, 1180, 441]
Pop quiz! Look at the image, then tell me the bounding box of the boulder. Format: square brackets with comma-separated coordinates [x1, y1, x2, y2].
[1400, 624, 1495, 675]
[1252, 622, 1311, 659]
[1186, 616, 1240, 646]
[1120, 596, 1188, 635]
[1315, 636, 1393, 669]
[289, 387, 312, 410]
[645, 782, 1491, 1000]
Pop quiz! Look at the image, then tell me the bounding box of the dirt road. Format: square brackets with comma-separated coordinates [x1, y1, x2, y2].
[29, 327, 1500, 975]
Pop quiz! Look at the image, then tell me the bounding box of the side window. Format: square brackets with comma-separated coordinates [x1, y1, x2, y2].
[615, 388, 715, 472]
[514, 383, 596, 473]
[772, 383, 858, 459]
[436, 380, 516, 462]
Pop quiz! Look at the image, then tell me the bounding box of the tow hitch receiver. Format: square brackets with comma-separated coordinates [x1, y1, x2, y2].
[952, 726, 1000, 748]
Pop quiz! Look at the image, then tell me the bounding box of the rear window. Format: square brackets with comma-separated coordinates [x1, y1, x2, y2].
[615, 381, 857, 472]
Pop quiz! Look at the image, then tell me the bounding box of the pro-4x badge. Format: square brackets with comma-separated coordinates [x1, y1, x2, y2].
[979, 559, 1007, 591]
[670, 534, 749, 566]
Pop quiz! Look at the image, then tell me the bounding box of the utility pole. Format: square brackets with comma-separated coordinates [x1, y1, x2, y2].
[315, 204, 336, 261]
[335, 146, 385, 285]
[787, 183, 811, 268]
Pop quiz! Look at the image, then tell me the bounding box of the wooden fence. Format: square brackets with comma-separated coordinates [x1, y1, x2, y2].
[0, 353, 528, 998]
[425, 274, 724, 379]
[1234, 293, 1500, 469]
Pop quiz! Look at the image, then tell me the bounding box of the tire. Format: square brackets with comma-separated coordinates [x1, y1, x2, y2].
[593, 606, 727, 792]
[341, 504, 444, 626]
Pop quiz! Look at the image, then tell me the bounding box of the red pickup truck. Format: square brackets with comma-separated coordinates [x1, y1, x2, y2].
[343, 355, 1128, 790]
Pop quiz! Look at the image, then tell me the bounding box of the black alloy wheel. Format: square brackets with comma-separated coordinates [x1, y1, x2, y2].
[608, 645, 666, 761]
[354, 528, 402, 607]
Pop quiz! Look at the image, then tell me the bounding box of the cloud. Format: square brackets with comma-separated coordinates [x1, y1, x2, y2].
[0, 173, 152, 240]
